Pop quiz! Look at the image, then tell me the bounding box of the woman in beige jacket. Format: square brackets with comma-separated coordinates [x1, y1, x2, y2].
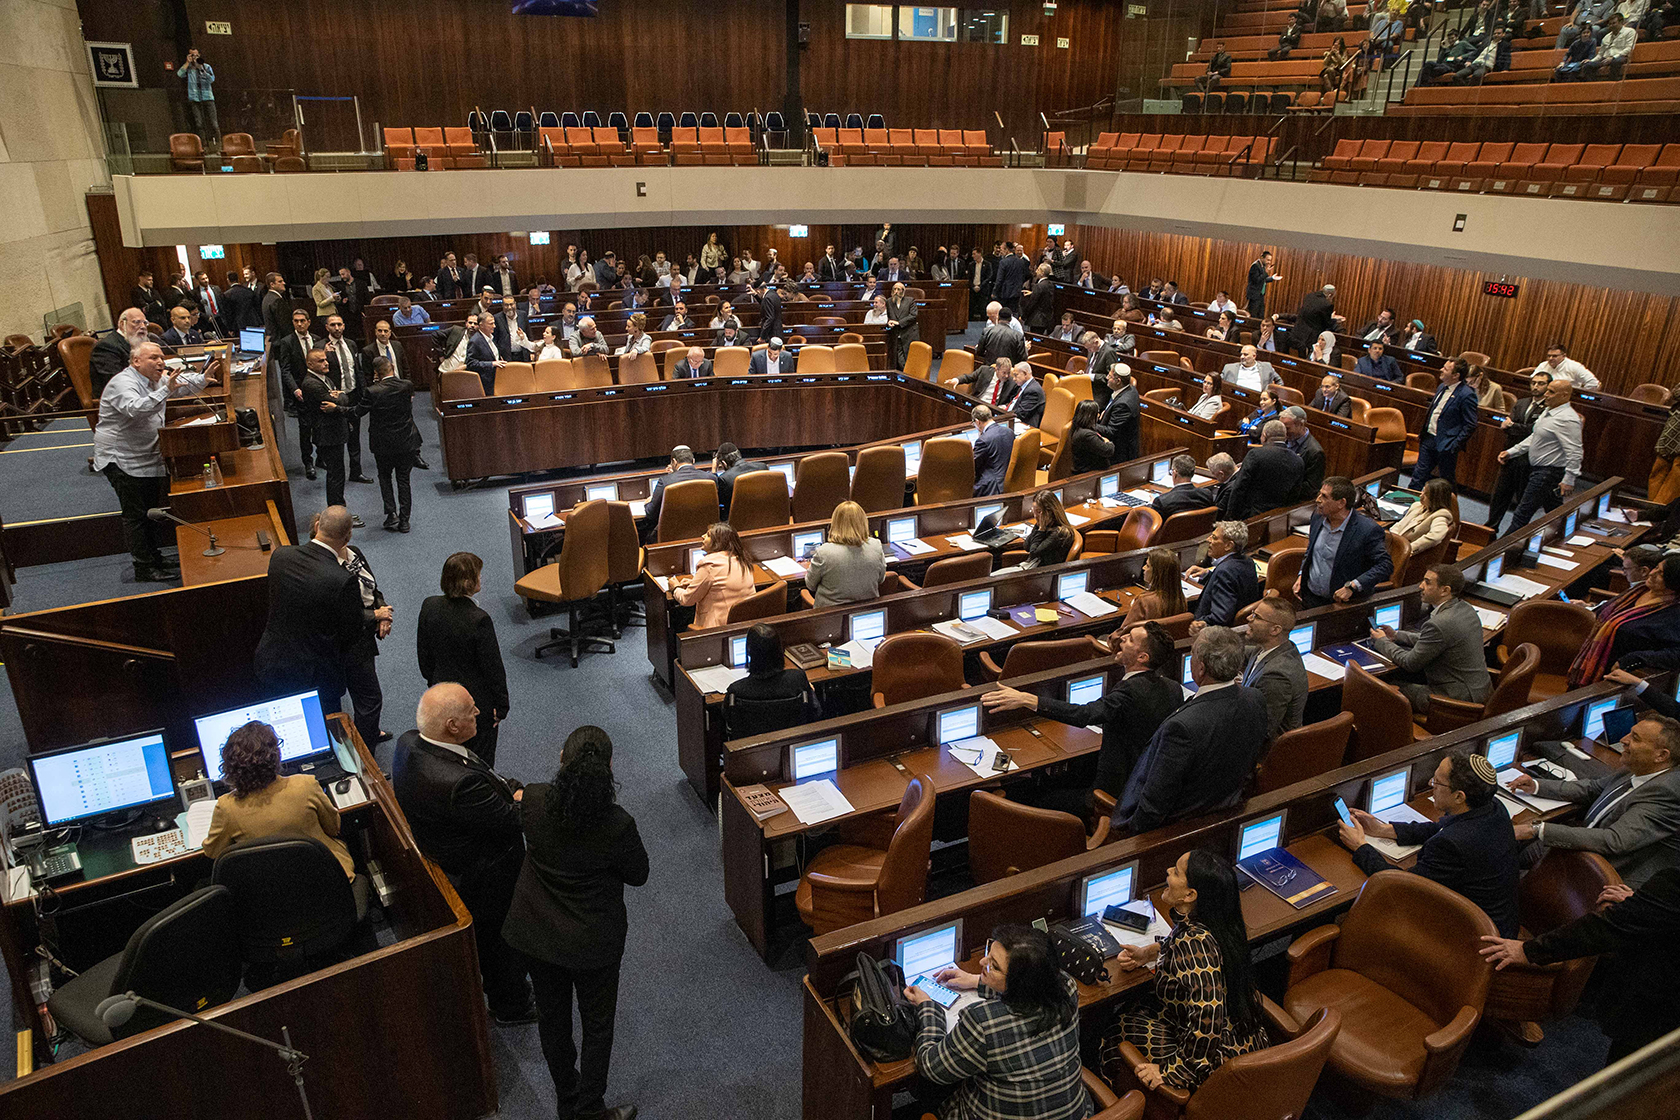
[1391, 477, 1459, 552]
[674, 522, 757, 628]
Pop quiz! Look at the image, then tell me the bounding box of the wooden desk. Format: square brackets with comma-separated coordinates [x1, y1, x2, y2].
[176, 501, 292, 586]
[165, 361, 296, 541]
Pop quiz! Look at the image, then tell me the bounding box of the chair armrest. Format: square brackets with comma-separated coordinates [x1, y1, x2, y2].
[1087, 816, 1112, 849]
[1093, 789, 1118, 817]
[1107, 1041, 1192, 1109]
[804, 868, 880, 893]
[1083, 1066, 1121, 1110]
[978, 651, 1005, 681]
[1000, 549, 1027, 568]
[1259, 993, 1304, 1040]
[1424, 1006, 1480, 1055]
[1424, 694, 1483, 736]
[800, 588, 815, 608]
[1285, 924, 1340, 987]
[1083, 1066, 1148, 1120]
[882, 573, 914, 595]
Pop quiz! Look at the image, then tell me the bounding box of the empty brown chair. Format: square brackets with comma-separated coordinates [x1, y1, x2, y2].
[1485, 849, 1621, 1033]
[532, 358, 571, 392]
[1108, 507, 1162, 553]
[170, 133, 204, 172]
[966, 790, 1109, 884]
[726, 579, 789, 625]
[979, 635, 1105, 682]
[1257, 712, 1355, 793]
[1283, 872, 1494, 1100]
[1423, 641, 1539, 736]
[1628, 383, 1671, 405]
[903, 340, 933, 381]
[728, 470, 792, 532]
[1340, 661, 1415, 764]
[57, 334, 96, 417]
[797, 344, 836, 373]
[617, 351, 660, 384]
[1496, 600, 1597, 700]
[795, 778, 935, 936]
[938, 348, 975, 389]
[1263, 543, 1308, 607]
[850, 445, 907, 514]
[571, 353, 614, 389]
[1398, 536, 1448, 587]
[438, 370, 485, 401]
[832, 342, 869, 372]
[221, 132, 256, 158]
[514, 499, 615, 666]
[1001, 429, 1040, 494]
[898, 552, 992, 591]
[871, 633, 966, 708]
[791, 452, 852, 522]
[712, 346, 751, 378]
[1155, 506, 1216, 547]
[655, 478, 721, 543]
[915, 437, 975, 505]
[1405, 372, 1437, 392]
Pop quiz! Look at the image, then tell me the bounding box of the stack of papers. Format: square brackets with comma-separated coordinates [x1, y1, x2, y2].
[1366, 801, 1428, 860]
[1599, 507, 1630, 524]
[834, 639, 878, 669]
[1066, 512, 1090, 526]
[1533, 554, 1575, 571]
[652, 574, 672, 592]
[897, 538, 937, 556]
[689, 664, 749, 694]
[966, 615, 1020, 640]
[764, 555, 807, 578]
[1501, 783, 1573, 813]
[527, 510, 563, 530]
[947, 736, 1010, 777]
[1566, 534, 1595, 546]
[180, 799, 217, 848]
[180, 414, 220, 427]
[1125, 488, 1156, 502]
[1301, 653, 1347, 680]
[1493, 572, 1553, 599]
[1101, 900, 1172, 950]
[946, 533, 979, 550]
[1064, 591, 1118, 618]
[1471, 605, 1507, 630]
[933, 619, 989, 645]
[779, 779, 855, 825]
[628, 501, 648, 518]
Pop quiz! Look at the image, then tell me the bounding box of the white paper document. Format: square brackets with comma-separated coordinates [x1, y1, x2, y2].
[181, 414, 220, 427]
[1472, 605, 1508, 630]
[526, 511, 563, 529]
[182, 799, 217, 848]
[1301, 653, 1347, 680]
[1567, 534, 1595, 546]
[1501, 784, 1573, 813]
[1365, 835, 1423, 862]
[779, 779, 856, 825]
[1541, 546, 1574, 558]
[946, 534, 980, 550]
[763, 555, 807, 578]
[897, 538, 937, 555]
[834, 639, 877, 669]
[1066, 512, 1090, 526]
[947, 737, 1010, 778]
[689, 664, 749, 694]
[1599, 507, 1629, 524]
[653, 574, 671, 592]
[1374, 802, 1431, 827]
[1533, 554, 1575, 571]
[933, 619, 989, 645]
[1124, 488, 1157, 502]
[966, 615, 1019, 640]
[1102, 900, 1172, 950]
[1494, 791, 1536, 818]
[628, 501, 647, 518]
[1064, 591, 1118, 618]
[1366, 802, 1429, 861]
[1493, 572, 1552, 598]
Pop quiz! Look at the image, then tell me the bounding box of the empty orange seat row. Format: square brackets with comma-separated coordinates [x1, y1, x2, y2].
[384, 126, 486, 170]
[1393, 74, 1680, 116]
[1085, 133, 1275, 176]
[817, 128, 999, 167]
[1307, 139, 1680, 202]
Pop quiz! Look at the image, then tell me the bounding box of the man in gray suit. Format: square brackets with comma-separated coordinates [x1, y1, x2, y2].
[1366, 564, 1491, 715]
[1241, 596, 1309, 738]
[1509, 714, 1680, 887]
[1219, 344, 1282, 392]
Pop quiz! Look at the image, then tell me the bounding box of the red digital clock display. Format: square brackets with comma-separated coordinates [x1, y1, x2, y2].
[1483, 281, 1520, 298]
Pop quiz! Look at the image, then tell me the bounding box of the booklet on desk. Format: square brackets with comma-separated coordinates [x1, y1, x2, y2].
[1237, 849, 1338, 909]
[736, 784, 788, 821]
[1318, 642, 1385, 672]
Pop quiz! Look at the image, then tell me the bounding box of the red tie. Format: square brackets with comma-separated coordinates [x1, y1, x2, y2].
[205, 288, 218, 314]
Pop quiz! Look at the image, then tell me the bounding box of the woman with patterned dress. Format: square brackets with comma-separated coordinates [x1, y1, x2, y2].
[1101, 850, 1268, 1093]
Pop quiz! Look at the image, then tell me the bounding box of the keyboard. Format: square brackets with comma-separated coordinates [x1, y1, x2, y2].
[36, 849, 82, 881]
[131, 829, 190, 866]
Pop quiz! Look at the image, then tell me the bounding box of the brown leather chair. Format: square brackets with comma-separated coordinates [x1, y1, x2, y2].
[437, 370, 485, 401]
[170, 133, 204, 172]
[1397, 535, 1449, 586]
[850, 445, 907, 513]
[1256, 712, 1355, 793]
[1039, 423, 1076, 484]
[1084, 508, 1162, 554]
[915, 437, 975, 505]
[1263, 542, 1308, 606]
[1283, 871, 1494, 1100]
[604, 501, 646, 633]
[713, 346, 751, 378]
[795, 778, 935, 936]
[1485, 849, 1621, 1033]
[903, 340, 933, 381]
[571, 353, 613, 388]
[655, 478, 721, 543]
[791, 452, 852, 523]
[1496, 600, 1596, 700]
[1340, 661, 1414, 764]
[493, 363, 536, 395]
[937, 348, 975, 389]
[514, 499, 615, 666]
[966, 790, 1109, 884]
[617, 351, 660, 384]
[1155, 506, 1215, 547]
[726, 579, 788, 624]
[897, 552, 992, 592]
[871, 633, 966, 708]
[221, 132, 257, 158]
[1405, 372, 1438, 392]
[272, 156, 307, 173]
[1347, 397, 1371, 426]
[57, 335, 96, 418]
[832, 342, 869, 372]
[1377, 531, 1410, 591]
[1423, 641, 1540, 736]
[1628, 382, 1671, 406]
[1001, 429, 1041, 494]
[979, 635, 1105, 682]
[797, 344, 836, 373]
[728, 470, 791, 532]
[1106, 1000, 1341, 1120]
[533, 358, 571, 392]
[1155, 611, 1194, 640]
[1037, 387, 1078, 452]
[1365, 406, 1414, 470]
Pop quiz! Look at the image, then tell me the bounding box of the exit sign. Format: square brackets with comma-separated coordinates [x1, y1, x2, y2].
[1020, 33, 1039, 45]
[205, 21, 231, 34]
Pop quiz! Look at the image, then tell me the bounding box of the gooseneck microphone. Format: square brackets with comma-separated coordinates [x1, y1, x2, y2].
[147, 506, 224, 557]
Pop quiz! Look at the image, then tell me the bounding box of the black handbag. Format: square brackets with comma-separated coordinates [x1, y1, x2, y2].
[1050, 916, 1121, 985]
[846, 952, 917, 1062]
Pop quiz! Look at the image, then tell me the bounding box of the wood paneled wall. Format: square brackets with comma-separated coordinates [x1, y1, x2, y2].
[1068, 224, 1680, 395]
[87, 192, 278, 319]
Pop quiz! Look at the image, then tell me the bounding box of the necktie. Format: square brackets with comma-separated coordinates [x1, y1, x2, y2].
[1243, 655, 1261, 687]
[205, 288, 218, 314]
[1585, 774, 1635, 828]
[384, 344, 394, 369]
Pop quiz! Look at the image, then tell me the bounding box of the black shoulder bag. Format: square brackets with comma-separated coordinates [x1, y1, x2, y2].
[846, 952, 917, 1062]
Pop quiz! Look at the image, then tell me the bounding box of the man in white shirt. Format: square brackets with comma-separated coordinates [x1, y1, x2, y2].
[1580, 11, 1637, 77]
[438, 313, 480, 374]
[1220, 344, 1281, 391]
[1500, 378, 1585, 529]
[1207, 291, 1239, 315]
[324, 314, 371, 484]
[741, 249, 761, 280]
[1537, 342, 1601, 390]
[93, 341, 213, 582]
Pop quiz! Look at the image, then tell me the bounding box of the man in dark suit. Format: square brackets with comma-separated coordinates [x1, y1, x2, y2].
[275, 307, 320, 478]
[1245, 251, 1280, 322]
[1341, 752, 1521, 936]
[465, 315, 506, 395]
[159, 306, 204, 349]
[642, 446, 719, 538]
[489, 255, 518, 299]
[361, 353, 420, 531]
[1089, 320, 1134, 388]
[660, 301, 696, 331]
[1242, 596, 1309, 738]
[885, 282, 919, 369]
[434, 252, 464, 299]
[984, 619, 1183, 801]
[755, 283, 784, 343]
[992, 243, 1029, 315]
[323, 314, 370, 485]
[91, 308, 150, 395]
[1367, 564, 1492, 714]
[1397, 319, 1439, 355]
[300, 347, 359, 518]
[747, 338, 794, 376]
[1355, 308, 1401, 346]
[1187, 520, 1261, 627]
[713, 443, 769, 517]
[1221, 421, 1303, 519]
[1161, 280, 1189, 306]
[191, 271, 226, 336]
[1281, 407, 1326, 502]
[974, 304, 1027, 368]
[1096, 365, 1140, 462]
[1112, 626, 1270, 834]
[1152, 455, 1217, 520]
[1286, 283, 1342, 356]
[970, 406, 1014, 496]
[967, 247, 995, 320]
[817, 244, 844, 282]
[948, 355, 1017, 410]
[1051, 237, 1081, 284]
[671, 345, 713, 380]
[458, 253, 488, 302]
[130, 271, 160, 320]
[252, 505, 364, 712]
[1312, 373, 1354, 417]
[1412, 355, 1481, 485]
[1007, 364, 1046, 428]
[390, 683, 534, 1024]
[1355, 339, 1403, 383]
[1294, 476, 1394, 607]
[1020, 264, 1056, 334]
[260, 271, 293, 343]
[219, 269, 258, 333]
[337, 538, 390, 747]
[877, 255, 906, 284]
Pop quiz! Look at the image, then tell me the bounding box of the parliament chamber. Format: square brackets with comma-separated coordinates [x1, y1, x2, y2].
[3, 0, 1680, 1118]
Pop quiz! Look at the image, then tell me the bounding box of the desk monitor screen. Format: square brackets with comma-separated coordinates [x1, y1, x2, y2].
[689, 546, 707, 573]
[1151, 460, 1172, 485]
[958, 589, 991, 621]
[1584, 696, 1621, 743]
[849, 609, 887, 644]
[584, 482, 618, 502]
[1565, 510, 1579, 538]
[1366, 480, 1381, 497]
[886, 516, 917, 545]
[1289, 623, 1316, 656]
[1598, 493, 1612, 518]
[773, 462, 795, 491]
[1069, 674, 1106, 706]
[729, 635, 748, 668]
[29, 731, 175, 827]
[1368, 767, 1411, 815]
[1056, 571, 1089, 601]
[238, 326, 266, 354]
[901, 440, 923, 471]
[1181, 651, 1198, 693]
[1050, 489, 1065, 508]
[1079, 862, 1138, 917]
[195, 689, 333, 782]
[1100, 473, 1120, 499]
[1373, 603, 1403, 632]
[896, 920, 962, 979]
[1238, 812, 1286, 861]
[790, 737, 840, 782]
[1485, 730, 1521, 771]
[974, 503, 1006, 529]
[793, 529, 824, 560]
[1602, 706, 1636, 746]
[1528, 530, 1546, 556]
[522, 493, 556, 522]
[1486, 553, 1504, 583]
[937, 704, 981, 745]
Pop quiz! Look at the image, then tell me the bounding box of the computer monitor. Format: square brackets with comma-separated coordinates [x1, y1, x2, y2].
[194, 689, 334, 783]
[773, 462, 796, 490]
[1598, 493, 1612, 518]
[522, 492, 556, 522]
[1151, 460, 1172, 485]
[793, 529, 824, 560]
[1366, 480, 1381, 497]
[1100, 473, 1120, 499]
[958, 589, 991, 621]
[1602, 706, 1637, 746]
[729, 634, 748, 668]
[1181, 651, 1198, 693]
[848, 609, 887, 644]
[689, 546, 707, 572]
[1050, 489, 1065, 507]
[1288, 623, 1316, 656]
[901, 440, 922, 472]
[28, 731, 175, 827]
[1528, 530, 1546, 555]
[974, 503, 1006, 528]
[1485, 729, 1521, 771]
[936, 703, 981, 745]
[1078, 862, 1139, 917]
[885, 516, 917, 546]
[790, 737, 839, 782]
[238, 326, 266, 354]
[1068, 674, 1106, 705]
[1237, 812, 1286, 862]
[896, 919, 962, 978]
[1056, 571, 1089, 601]
[1565, 510, 1579, 538]
[1486, 553, 1505, 583]
[960, 426, 978, 443]
[1373, 603, 1403, 631]
[1368, 767, 1411, 815]
[584, 482, 618, 502]
[1584, 696, 1621, 742]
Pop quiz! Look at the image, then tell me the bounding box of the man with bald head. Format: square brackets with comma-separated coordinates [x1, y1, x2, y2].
[671, 345, 712, 380]
[392, 683, 535, 1024]
[93, 340, 216, 582]
[253, 505, 365, 708]
[1009, 361, 1046, 428]
[91, 307, 152, 394]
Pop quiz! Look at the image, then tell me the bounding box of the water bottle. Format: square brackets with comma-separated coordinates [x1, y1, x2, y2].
[202, 461, 218, 489]
[211, 458, 223, 487]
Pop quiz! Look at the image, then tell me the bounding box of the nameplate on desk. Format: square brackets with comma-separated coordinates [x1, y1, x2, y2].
[1175, 415, 1192, 427]
[799, 377, 819, 383]
[727, 379, 750, 386]
[866, 374, 889, 382]
[1372, 382, 1394, 392]
[502, 397, 525, 405]
[600, 389, 619, 396]
[645, 384, 668, 393]
[1278, 358, 1299, 368]
[835, 376, 854, 382]
[1329, 420, 1349, 430]
[1578, 393, 1598, 402]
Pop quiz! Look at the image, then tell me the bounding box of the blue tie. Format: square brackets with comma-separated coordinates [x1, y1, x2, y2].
[1243, 655, 1261, 687]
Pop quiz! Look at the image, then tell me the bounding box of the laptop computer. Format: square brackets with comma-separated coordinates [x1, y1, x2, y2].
[971, 512, 1022, 549]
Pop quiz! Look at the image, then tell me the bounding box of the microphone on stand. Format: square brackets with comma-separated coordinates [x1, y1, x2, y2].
[147, 507, 224, 557]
